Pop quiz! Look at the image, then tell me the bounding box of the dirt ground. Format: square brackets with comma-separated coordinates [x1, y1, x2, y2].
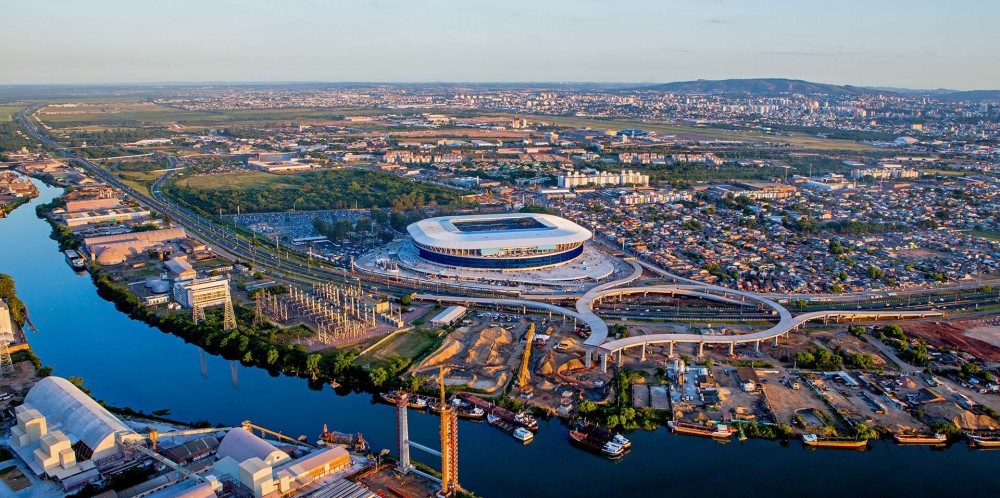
[905, 317, 1000, 361]
[0, 360, 42, 410]
[358, 465, 438, 498]
[760, 376, 832, 430]
[412, 316, 527, 393]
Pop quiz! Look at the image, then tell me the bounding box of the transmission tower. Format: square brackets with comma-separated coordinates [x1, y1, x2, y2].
[223, 299, 237, 331]
[192, 304, 206, 325]
[253, 294, 265, 327]
[0, 341, 14, 378]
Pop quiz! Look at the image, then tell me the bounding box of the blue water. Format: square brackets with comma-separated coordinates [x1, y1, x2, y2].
[2, 178, 999, 497]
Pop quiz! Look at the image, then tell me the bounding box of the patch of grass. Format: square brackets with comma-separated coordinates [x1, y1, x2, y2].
[0, 105, 21, 122]
[969, 230, 1000, 242]
[176, 171, 300, 191]
[358, 329, 440, 367]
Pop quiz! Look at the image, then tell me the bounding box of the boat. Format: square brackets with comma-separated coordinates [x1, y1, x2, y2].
[667, 420, 732, 439]
[894, 433, 947, 445]
[965, 432, 1000, 448]
[64, 249, 86, 271]
[488, 414, 533, 443]
[802, 433, 868, 449]
[429, 397, 487, 420]
[318, 424, 369, 452]
[569, 429, 625, 458]
[572, 421, 631, 449]
[378, 391, 428, 410]
[457, 393, 538, 431]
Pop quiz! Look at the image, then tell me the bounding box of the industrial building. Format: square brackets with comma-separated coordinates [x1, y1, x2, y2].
[214, 428, 353, 498]
[83, 228, 188, 265]
[9, 377, 140, 490]
[430, 306, 467, 327]
[173, 276, 231, 310]
[407, 213, 592, 270]
[0, 300, 13, 343]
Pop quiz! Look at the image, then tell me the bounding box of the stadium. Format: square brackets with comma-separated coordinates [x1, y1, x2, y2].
[406, 213, 593, 270]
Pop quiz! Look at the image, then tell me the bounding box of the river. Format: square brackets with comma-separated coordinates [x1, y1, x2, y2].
[1, 178, 999, 497]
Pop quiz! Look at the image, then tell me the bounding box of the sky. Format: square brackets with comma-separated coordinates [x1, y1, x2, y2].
[2, 0, 998, 89]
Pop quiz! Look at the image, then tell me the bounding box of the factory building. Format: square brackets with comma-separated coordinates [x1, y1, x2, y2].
[214, 428, 351, 498]
[83, 228, 188, 265]
[0, 300, 13, 343]
[173, 276, 231, 310]
[9, 377, 139, 490]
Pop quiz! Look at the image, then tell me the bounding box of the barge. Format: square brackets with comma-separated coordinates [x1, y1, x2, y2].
[667, 420, 732, 439]
[64, 249, 87, 272]
[802, 434, 868, 449]
[488, 414, 533, 443]
[894, 433, 947, 445]
[457, 393, 538, 431]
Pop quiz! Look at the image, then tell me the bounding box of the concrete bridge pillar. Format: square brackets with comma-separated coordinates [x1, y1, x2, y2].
[641, 345, 646, 361]
[601, 353, 608, 372]
[774, 336, 779, 346]
[585, 349, 592, 368]
[755, 340, 760, 352]
[729, 343, 735, 355]
[618, 350, 623, 367]
[698, 342, 704, 357]
[669, 342, 674, 357]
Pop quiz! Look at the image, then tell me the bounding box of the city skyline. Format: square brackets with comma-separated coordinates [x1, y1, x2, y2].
[3, 0, 999, 89]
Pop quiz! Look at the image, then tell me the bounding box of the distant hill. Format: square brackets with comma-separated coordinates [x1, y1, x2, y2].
[938, 90, 1000, 103]
[646, 78, 888, 96]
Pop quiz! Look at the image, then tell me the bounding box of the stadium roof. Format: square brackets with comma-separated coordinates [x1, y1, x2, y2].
[407, 213, 591, 251]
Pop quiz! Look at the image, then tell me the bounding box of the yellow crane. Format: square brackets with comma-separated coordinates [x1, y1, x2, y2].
[517, 322, 535, 393]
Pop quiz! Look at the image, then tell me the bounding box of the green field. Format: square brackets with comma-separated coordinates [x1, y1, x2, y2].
[36, 102, 382, 129]
[515, 114, 877, 152]
[356, 328, 441, 368]
[0, 105, 21, 121]
[177, 171, 301, 190]
[970, 230, 1000, 242]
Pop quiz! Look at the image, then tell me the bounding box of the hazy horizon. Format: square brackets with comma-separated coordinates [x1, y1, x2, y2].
[3, 0, 998, 90]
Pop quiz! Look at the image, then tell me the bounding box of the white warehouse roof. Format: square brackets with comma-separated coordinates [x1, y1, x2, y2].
[23, 376, 135, 461]
[407, 213, 591, 251]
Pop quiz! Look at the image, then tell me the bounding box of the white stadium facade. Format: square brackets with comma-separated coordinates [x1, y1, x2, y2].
[406, 213, 592, 270]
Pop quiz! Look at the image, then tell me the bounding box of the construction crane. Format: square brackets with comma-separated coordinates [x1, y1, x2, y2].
[242, 421, 319, 449]
[517, 322, 535, 393]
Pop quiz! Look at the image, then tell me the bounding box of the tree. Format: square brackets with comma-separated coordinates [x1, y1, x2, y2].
[853, 423, 878, 440]
[306, 354, 321, 375]
[578, 400, 597, 415]
[848, 325, 866, 337]
[400, 294, 413, 306]
[267, 348, 280, 365]
[610, 324, 629, 338]
[369, 368, 389, 387]
[867, 266, 885, 280]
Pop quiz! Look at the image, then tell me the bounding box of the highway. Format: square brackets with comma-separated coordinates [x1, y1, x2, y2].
[16, 109, 513, 301]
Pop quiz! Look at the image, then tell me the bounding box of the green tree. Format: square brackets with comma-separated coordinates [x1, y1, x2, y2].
[369, 368, 389, 387]
[267, 348, 280, 365]
[306, 354, 321, 375]
[400, 294, 413, 306]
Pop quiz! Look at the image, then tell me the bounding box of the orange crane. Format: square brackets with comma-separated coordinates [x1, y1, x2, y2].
[517, 322, 535, 393]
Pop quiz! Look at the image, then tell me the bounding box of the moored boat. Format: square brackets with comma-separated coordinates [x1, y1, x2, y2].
[317, 424, 369, 452]
[569, 429, 625, 458]
[429, 397, 486, 420]
[572, 421, 631, 449]
[894, 433, 947, 445]
[378, 391, 429, 409]
[64, 249, 86, 271]
[965, 431, 1000, 448]
[458, 393, 538, 431]
[488, 414, 534, 443]
[802, 433, 868, 449]
[667, 420, 732, 439]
